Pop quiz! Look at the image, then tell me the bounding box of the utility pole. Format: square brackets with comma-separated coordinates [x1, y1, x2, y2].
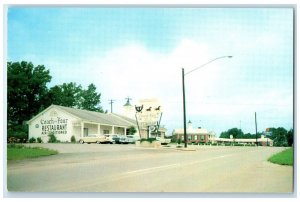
[109, 99, 115, 113]
[255, 112, 258, 146]
[182, 68, 187, 148]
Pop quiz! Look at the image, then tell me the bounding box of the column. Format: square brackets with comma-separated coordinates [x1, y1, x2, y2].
[112, 126, 115, 134]
[81, 122, 84, 137]
[124, 127, 127, 136]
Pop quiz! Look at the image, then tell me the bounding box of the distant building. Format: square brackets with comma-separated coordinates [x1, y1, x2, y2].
[210, 135, 273, 146]
[172, 121, 215, 143]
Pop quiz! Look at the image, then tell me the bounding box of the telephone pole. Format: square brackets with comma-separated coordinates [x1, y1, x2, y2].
[109, 99, 115, 113]
[255, 112, 258, 146]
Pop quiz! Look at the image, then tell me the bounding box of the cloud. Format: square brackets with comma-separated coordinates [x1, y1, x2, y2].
[45, 38, 293, 135]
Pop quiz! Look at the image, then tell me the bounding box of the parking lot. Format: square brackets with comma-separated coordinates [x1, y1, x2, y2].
[7, 143, 293, 193]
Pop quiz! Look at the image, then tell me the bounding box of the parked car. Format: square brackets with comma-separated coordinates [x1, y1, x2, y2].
[119, 136, 130, 144]
[126, 135, 137, 144]
[78, 134, 107, 144]
[104, 134, 121, 144]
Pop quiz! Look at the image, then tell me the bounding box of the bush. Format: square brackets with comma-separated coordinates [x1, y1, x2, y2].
[29, 137, 36, 143]
[48, 132, 57, 143]
[71, 135, 76, 143]
[140, 138, 157, 143]
[36, 137, 42, 143]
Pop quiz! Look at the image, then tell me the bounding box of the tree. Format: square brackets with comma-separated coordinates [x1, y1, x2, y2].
[47, 82, 82, 108]
[79, 83, 103, 112]
[7, 61, 52, 138]
[269, 127, 288, 147]
[286, 128, 293, 146]
[127, 126, 137, 135]
[219, 128, 244, 139]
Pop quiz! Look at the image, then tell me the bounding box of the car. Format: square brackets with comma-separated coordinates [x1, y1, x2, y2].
[119, 136, 130, 144]
[78, 134, 107, 144]
[104, 134, 120, 144]
[126, 135, 137, 144]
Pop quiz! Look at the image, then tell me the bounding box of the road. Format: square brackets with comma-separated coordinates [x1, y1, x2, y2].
[6, 144, 293, 193]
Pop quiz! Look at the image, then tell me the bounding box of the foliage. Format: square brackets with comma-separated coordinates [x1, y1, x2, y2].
[71, 135, 76, 143]
[220, 128, 243, 139]
[219, 127, 293, 147]
[7, 145, 58, 160]
[78, 83, 103, 112]
[48, 132, 57, 143]
[47, 82, 82, 108]
[268, 148, 293, 166]
[269, 127, 293, 147]
[140, 138, 157, 143]
[128, 126, 137, 135]
[29, 137, 36, 143]
[37, 137, 42, 143]
[7, 61, 106, 139]
[7, 61, 52, 139]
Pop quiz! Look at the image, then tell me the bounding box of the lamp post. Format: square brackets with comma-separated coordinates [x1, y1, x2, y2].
[182, 56, 232, 148]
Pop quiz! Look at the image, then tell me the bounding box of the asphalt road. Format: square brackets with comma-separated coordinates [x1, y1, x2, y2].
[6, 144, 293, 193]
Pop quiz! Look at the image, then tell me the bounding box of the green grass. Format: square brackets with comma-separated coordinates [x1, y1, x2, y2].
[7, 144, 58, 160]
[268, 148, 293, 166]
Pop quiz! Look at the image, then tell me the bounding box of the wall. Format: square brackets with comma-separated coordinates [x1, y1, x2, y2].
[28, 107, 79, 143]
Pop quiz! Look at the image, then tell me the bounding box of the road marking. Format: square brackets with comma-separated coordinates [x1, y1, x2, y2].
[125, 163, 180, 174]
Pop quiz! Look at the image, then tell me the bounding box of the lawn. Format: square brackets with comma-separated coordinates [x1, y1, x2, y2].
[7, 144, 58, 160]
[268, 147, 293, 166]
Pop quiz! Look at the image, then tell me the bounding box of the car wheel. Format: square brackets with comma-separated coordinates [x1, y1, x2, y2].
[96, 141, 100, 144]
[79, 140, 84, 144]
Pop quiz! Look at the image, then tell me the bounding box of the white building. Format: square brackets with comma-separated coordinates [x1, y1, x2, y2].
[27, 105, 137, 143]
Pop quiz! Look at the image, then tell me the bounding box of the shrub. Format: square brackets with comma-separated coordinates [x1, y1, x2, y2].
[140, 138, 157, 143]
[71, 135, 76, 143]
[48, 132, 57, 143]
[177, 138, 182, 145]
[36, 137, 42, 143]
[29, 137, 36, 143]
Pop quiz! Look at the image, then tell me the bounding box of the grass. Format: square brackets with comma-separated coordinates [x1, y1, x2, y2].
[268, 147, 293, 166]
[7, 144, 58, 160]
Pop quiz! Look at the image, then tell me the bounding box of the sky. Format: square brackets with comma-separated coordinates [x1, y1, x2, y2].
[6, 6, 294, 136]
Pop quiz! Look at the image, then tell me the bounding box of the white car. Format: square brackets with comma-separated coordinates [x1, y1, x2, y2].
[78, 134, 107, 144]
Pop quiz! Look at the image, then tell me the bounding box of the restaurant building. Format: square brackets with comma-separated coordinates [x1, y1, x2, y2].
[27, 104, 138, 143]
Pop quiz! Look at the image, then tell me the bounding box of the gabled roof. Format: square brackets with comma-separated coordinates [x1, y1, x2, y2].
[28, 105, 137, 128]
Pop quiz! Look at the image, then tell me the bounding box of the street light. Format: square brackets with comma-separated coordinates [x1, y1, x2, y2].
[182, 56, 232, 148]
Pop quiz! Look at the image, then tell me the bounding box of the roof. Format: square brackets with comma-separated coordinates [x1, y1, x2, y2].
[28, 105, 137, 128]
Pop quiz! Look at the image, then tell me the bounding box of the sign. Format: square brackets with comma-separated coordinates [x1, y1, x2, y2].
[40, 117, 68, 135]
[135, 98, 162, 129]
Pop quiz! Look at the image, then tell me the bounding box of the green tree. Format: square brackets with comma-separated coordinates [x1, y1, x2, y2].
[286, 128, 293, 146]
[127, 126, 137, 135]
[219, 128, 244, 139]
[47, 82, 82, 108]
[7, 61, 51, 138]
[270, 127, 288, 147]
[79, 83, 103, 112]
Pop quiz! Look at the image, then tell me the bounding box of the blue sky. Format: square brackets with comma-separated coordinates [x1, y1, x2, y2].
[7, 7, 294, 136]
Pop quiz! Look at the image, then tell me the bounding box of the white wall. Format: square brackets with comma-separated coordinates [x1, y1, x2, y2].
[28, 107, 79, 143]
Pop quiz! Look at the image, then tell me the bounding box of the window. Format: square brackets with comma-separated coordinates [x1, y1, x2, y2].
[194, 135, 198, 140]
[200, 135, 205, 140]
[84, 128, 88, 137]
[103, 130, 109, 134]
